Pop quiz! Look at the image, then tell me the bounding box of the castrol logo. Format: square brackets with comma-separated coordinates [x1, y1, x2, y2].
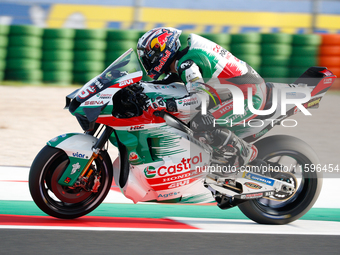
[149, 153, 203, 178]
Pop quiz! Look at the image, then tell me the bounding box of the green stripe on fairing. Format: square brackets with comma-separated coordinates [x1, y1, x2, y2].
[1, 201, 340, 222]
[115, 125, 186, 165]
[57, 157, 89, 186]
[47, 133, 77, 147]
[72, 104, 113, 116]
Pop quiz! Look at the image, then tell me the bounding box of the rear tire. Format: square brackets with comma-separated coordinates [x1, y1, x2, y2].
[238, 135, 322, 224]
[29, 145, 113, 219]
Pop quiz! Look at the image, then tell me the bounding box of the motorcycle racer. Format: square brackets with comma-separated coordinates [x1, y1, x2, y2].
[137, 27, 265, 171]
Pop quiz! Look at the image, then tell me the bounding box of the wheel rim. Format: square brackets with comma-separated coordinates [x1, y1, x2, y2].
[252, 151, 318, 216]
[38, 150, 110, 216]
[50, 160, 92, 203]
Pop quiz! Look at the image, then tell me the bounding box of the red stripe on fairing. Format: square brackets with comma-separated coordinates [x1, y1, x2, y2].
[311, 76, 336, 97]
[96, 112, 165, 127]
[0, 214, 198, 229]
[109, 76, 143, 89]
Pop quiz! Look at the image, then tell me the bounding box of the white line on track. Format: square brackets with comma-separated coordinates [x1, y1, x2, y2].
[1, 219, 340, 235]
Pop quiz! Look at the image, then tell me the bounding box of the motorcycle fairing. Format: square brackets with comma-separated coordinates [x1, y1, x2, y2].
[141, 81, 188, 99]
[47, 133, 98, 186]
[67, 73, 142, 127]
[64, 48, 144, 132]
[112, 122, 213, 204]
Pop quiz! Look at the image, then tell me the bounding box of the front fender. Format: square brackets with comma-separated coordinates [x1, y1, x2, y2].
[47, 133, 98, 186]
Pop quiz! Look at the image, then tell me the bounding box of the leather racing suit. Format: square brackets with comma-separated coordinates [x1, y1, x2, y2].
[153, 34, 267, 170]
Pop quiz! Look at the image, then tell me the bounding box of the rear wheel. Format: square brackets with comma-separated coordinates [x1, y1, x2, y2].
[29, 145, 113, 219]
[238, 135, 322, 224]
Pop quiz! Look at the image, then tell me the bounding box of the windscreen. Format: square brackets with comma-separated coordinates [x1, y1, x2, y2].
[75, 49, 141, 102]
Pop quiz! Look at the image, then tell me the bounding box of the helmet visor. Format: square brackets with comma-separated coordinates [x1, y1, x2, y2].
[137, 47, 161, 73]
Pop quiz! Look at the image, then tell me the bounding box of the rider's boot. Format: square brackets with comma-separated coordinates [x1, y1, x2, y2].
[210, 129, 258, 169]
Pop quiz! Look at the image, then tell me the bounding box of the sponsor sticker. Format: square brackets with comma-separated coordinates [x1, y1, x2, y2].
[72, 152, 85, 158]
[129, 152, 139, 161]
[243, 172, 275, 186]
[240, 192, 264, 199]
[244, 182, 262, 189]
[97, 93, 113, 99]
[50, 134, 67, 142]
[144, 166, 156, 178]
[156, 153, 203, 177]
[307, 97, 321, 108]
[180, 61, 191, 69]
[119, 78, 134, 87]
[64, 177, 71, 184]
[154, 50, 171, 72]
[158, 191, 180, 198]
[323, 78, 333, 84]
[253, 129, 268, 139]
[130, 125, 144, 131]
[71, 162, 81, 175]
[84, 100, 104, 106]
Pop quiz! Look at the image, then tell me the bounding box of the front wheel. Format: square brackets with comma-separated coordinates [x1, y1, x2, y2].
[238, 135, 322, 224]
[29, 145, 113, 219]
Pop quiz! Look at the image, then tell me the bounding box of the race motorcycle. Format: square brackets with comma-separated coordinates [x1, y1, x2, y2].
[29, 48, 336, 224]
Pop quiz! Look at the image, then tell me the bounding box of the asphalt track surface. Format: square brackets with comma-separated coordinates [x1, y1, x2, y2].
[1, 166, 340, 254]
[0, 230, 339, 255]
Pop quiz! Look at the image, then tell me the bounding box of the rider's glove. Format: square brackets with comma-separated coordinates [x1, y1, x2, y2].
[147, 97, 167, 116]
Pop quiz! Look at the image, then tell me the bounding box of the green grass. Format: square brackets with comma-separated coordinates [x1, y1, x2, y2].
[0, 80, 80, 87]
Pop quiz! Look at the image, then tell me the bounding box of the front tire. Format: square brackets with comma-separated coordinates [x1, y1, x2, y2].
[238, 135, 322, 224]
[29, 145, 113, 219]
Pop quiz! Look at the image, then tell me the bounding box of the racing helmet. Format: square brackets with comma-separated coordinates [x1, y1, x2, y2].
[137, 27, 182, 80]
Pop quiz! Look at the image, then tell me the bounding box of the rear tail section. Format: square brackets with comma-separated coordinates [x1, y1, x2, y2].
[293, 66, 337, 109]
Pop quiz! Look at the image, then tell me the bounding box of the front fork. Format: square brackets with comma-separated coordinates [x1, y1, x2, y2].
[82, 126, 114, 176]
[56, 126, 114, 189]
[78, 126, 114, 191]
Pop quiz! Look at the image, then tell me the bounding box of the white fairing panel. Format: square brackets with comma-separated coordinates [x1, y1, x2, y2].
[53, 133, 97, 159]
[141, 82, 188, 99]
[115, 126, 213, 204]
